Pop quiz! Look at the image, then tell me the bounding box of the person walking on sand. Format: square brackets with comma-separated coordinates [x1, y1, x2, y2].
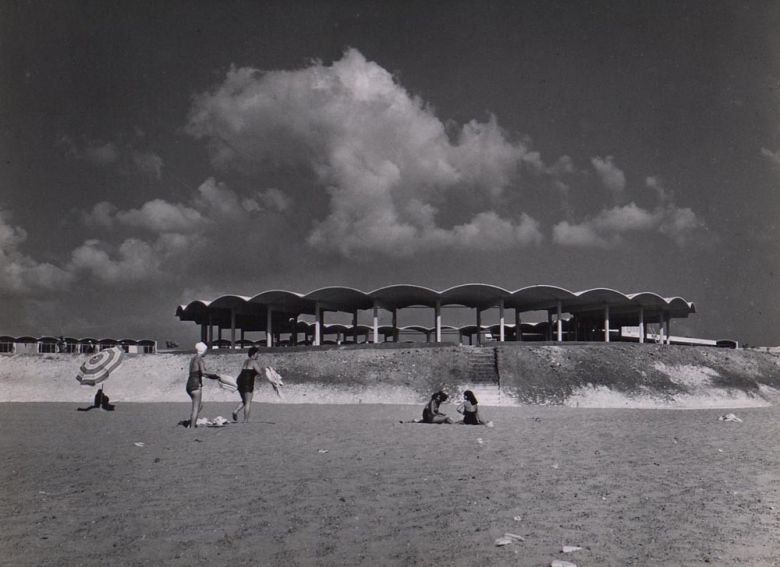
[457, 390, 492, 426]
[185, 342, 216, 428]
[232, 347, 264, 422]
[422, 391, 453, 424]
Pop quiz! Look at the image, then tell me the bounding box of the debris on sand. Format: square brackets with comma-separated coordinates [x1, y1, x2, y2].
[718, 413, 743, 423]
[494, 532, 524, 546]
[562, 545, 583, 553]
[551, 560, 577, 567]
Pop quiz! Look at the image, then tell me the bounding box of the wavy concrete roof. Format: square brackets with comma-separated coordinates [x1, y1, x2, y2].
[177, 284, 695, 325]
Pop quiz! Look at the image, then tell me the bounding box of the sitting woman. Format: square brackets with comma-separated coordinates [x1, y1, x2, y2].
[422, 391, 453, 424]
[457, 390, 491, 426]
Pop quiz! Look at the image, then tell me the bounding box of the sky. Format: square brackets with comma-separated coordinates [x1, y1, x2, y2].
[1, 0, 779, 347]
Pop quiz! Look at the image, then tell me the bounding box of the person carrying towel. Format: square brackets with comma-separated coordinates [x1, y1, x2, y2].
[185, 342, 217, 428]
[232, 347, 264, 423]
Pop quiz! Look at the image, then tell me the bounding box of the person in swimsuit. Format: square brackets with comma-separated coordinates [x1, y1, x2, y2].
[186, 342, 213, 428]
[232, 347, 264, 423]
[457, 390, 490, 425]
[421, 391, 453, 424]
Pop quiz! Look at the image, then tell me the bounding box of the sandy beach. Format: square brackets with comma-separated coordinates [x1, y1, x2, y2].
[2, 402, 779, 566]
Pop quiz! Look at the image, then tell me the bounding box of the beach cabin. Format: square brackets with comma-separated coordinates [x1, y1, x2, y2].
[98, 338, 118, 351]
[38, 336, 58, 353]
[138, 339, 157, 354]
[0, 336, 15, 354]
[78, 338, 98, 354]
[14, 336, 39, 354]
[119, 339, 138, 353]
[61, 337, 79, 353]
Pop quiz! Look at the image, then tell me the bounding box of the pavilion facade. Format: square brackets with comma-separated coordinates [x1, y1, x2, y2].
[175, 284, 696, 348]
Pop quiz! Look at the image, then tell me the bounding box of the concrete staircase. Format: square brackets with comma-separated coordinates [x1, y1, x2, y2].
[465, 347, 501, 406]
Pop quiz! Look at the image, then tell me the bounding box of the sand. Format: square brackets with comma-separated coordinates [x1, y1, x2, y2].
[2, 402, 780, 566]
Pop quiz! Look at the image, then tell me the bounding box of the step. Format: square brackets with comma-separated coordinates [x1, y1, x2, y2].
[468, 384, 501, 407]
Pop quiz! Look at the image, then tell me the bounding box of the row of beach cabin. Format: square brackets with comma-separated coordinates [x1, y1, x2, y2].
[0, 336, 157, 355]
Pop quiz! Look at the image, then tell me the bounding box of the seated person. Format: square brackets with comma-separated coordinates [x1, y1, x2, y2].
[422, 391, 453, 424]
[457, 390, 490, 426]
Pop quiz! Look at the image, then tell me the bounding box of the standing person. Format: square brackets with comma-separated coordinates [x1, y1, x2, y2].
[422, 391, 453, 424]
[457, 390, 491, 426]
[232, 347, 264, 422]
[185, 342, 214, 428]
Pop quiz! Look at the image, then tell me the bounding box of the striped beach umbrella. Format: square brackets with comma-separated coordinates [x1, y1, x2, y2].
[77, 346, 124, 386]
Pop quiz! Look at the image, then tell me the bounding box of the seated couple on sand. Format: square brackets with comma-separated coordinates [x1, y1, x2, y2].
[421, 390, 492, 426]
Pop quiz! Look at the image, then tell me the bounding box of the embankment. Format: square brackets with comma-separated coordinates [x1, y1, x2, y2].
[1, 342, 779, 407]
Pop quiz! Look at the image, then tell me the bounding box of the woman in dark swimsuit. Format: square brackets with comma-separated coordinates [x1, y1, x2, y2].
[421, 391, 453, 424]
[457, 390, 492, 426]
[186, 342, 211, 428]
[232, 347, 263, 423]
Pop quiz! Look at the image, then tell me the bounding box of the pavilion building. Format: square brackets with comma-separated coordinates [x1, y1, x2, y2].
[175, 284, 697, 349]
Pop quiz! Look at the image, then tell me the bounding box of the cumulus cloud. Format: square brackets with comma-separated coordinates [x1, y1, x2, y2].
[242, 188, 292, 213]
[0, 209, 73, 294]
[68, 233, 199, 286]
[61, 136, 164, 178]
[69, 238, 162, 284]
[81, 201, 117, 228]
[552, 201, 705, 248]
[84, 142, 119, 166]
[116, 199, 206, 233]
[186, 48, 545, 257]
[552, 220, 612, 248]
[761, 147, 780, 167]
[450, 211, 543, 249]
[132, 151, 164, 179]
[591, 156, 626, 204]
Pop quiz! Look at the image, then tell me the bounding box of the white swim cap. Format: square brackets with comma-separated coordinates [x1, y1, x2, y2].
[195, 342, 208, 354]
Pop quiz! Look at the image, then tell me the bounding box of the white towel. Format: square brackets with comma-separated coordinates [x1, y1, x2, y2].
[216, 374, 237, 392]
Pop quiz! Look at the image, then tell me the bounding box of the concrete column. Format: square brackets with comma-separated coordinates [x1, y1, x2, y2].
[373, 303, 379, 344]
[352, 311, 359, 344]
[604, 304, 610, 343]
[200, 322, 207, 343]
[476, 309, 482, 346]
[266, 308, 273, 348]
[218, 326, 222, 341]
[515, 309, 522, 341]
[207, 312, 213, 347]
[556, 300, 563, 343]
[314, 303, 321, 346]
[546, 311, 552, 341]
[291, 317, 298, 346]
[499, 300, 505, 342]
[435, 300, 442, 343]
[664, 313, 671, 345]
[639, 307, 645, 344]
[230, 308, 236, 349]
[392, 309, 398, 343]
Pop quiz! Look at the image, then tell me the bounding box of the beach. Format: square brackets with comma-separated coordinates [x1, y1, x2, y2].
[2, 402, 779, 566]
